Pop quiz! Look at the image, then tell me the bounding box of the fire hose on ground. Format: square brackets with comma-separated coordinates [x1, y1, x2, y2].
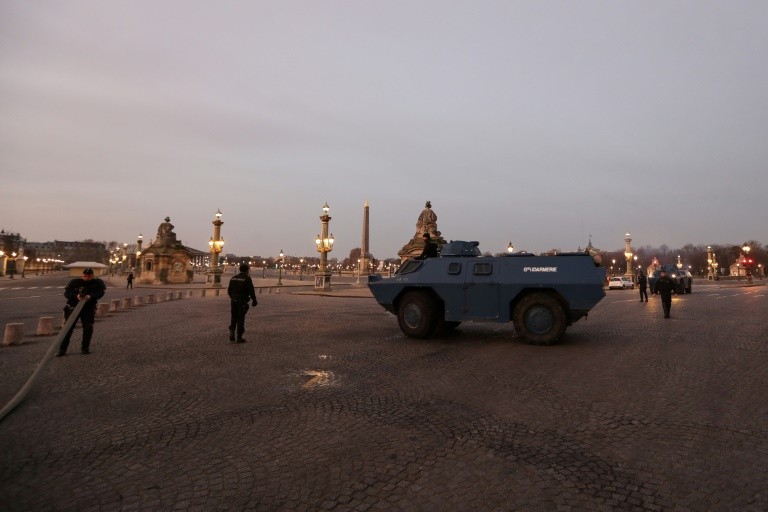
[0, 299, 86, 422]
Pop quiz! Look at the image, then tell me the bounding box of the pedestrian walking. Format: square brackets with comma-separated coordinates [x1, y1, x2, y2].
[638, 271, 648, 302]
[126, 272, 134, 289]
[227, 263, 257, 343]
[655, 269, 675, 318]
[57, 268, 107, 356]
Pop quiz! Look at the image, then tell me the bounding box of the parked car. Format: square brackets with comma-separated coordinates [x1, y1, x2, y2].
[607, 276, 634, 290]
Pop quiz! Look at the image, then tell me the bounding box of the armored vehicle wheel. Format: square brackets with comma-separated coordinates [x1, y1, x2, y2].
[397, 291, 440, 339]
[512, 293, 567, 346]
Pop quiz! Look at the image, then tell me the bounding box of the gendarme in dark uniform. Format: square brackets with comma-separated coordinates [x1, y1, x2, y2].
[57, 267, 106, 356]
[655, 270, 675, 319]
[227, 263, 257, 343]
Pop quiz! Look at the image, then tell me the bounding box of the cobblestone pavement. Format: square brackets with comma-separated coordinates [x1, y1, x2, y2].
[0, 282, 766, 511]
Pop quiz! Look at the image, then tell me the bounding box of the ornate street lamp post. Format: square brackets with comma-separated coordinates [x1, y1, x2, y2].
[36, 258, 41, 275]
[706, 246, 714, 280]
[623, 232, 633, 282]
[262, 260, 266, 279]
[22, 256, 28, 278]
[743, 243, 752, 283]
[314, 202, 334, 291]
[9, 252, 17, 279]
[121, 243, 128, 274]
[277, 250, 284, 286]
[206, 209, 225, 288]
[356, 258, 362, 285]
[136, 233, 143, 274]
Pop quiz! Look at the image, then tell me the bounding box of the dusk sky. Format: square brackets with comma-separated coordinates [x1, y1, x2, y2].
[1, 1, 766, 260]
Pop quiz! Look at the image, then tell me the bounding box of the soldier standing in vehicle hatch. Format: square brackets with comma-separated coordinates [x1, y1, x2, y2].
[416, 233, 438, 259]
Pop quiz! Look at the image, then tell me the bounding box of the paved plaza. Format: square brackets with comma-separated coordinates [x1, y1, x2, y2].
[0, 277, 766, 511]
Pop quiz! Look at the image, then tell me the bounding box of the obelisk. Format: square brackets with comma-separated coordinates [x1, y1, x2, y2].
[360, 201, 370, 275]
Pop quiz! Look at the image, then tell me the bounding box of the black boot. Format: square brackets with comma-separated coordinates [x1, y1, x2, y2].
[81, 323, 93, 354]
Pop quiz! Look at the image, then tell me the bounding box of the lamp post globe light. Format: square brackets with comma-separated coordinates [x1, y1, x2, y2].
[22, 255, 28, 278]
[314, 202, 334, 291]
[277, 250, 284, 286]
[206, 209, 225, 288]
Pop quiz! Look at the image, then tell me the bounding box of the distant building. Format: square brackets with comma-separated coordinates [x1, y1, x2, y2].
[23, 240, 107, 264]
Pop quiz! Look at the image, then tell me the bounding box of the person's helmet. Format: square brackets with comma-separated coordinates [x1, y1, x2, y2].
[239, 263, 249, 272]
[82, 268, 94, 275]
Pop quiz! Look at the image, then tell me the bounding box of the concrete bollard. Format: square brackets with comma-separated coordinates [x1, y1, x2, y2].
[132, 295, 143, 307]
[121, 297, 132, 309]
[110, 299, 121, 312]
[176, 291, 183, 300]
[146, 294, 156, 304]
[268, 288, 272, 294]
[36, 317, 55, 336]
[157, 293, 165, 302]
[259, 288, 263, 294]
[276, 288, 281, 294]
[167, 292, 174, 301]
[3, 323, 24, 346]
[97, 303, 110, 317]
[186, 290, 193, 298]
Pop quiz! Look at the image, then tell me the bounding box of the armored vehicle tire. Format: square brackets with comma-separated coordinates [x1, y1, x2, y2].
[397, 291, 440, 339]
[512, 293, 567, 346]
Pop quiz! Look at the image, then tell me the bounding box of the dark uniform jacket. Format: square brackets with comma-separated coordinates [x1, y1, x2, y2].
[417, 240, 438, 259]
[64, 277, 106, 309]
[654, 275, 675, 299]
[228, 272, 257, 304]
[638, 274, 648, 289]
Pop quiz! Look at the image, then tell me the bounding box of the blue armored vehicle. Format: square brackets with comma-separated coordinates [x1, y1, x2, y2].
[368, 241, 606, 345]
